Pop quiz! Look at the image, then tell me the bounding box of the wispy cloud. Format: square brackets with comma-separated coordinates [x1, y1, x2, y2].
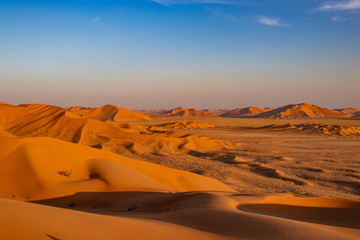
[331, 15, 347, 21]
[316, 0, 360, 11]
[151, 0, 239, 6]
[89, 17, 102, 26]
[207, 8, 238, 22]
[255, 16, 289, 27]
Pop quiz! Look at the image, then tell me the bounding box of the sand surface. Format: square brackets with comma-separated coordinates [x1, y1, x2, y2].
[1, 102, 360, 239]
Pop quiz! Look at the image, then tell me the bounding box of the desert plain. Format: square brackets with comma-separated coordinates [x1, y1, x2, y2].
[0, 101, 360, 240]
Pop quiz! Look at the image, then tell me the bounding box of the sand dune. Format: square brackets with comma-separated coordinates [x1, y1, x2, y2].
[2, 191, 359, 240]
[83, 104, 154, 121]
[133, 104, 360, 119]
[66, 106, 94, 116]
[133, 109, 168, 116]
[0, 103, 89, 142]
[0, 135, 233, 201]
[163, 107, 219, 117]
[221, 106, 273, 118]
[1, 131, 359, 239]
[335, 107, 360, 115]
[255, 122, 360, 136]
[256, 103, 350, 119]
[158, 121, 215, 129]
[0, 103, 228, 158]
[0, 197, 220, 240]
[202, 109, 231, 115]
[68, 104, 154, 121]
[35, 192, 360, 240]
[1, 101, 360, 239]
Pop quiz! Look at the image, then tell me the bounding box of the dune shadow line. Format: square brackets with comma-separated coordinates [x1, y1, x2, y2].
[45, 233, 61, 240]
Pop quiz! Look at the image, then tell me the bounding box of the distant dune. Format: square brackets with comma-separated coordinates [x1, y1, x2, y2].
[256, 103, 351, 119]
[335, 107, 360, 115]
[163, 107, 219, 117]
[202, 109, 230, 115]
[221, 106, 273, 117]
[0, 102, 228, 157]
[69, 104, 154, 121]
[255, 122, 360, 136]
[137, 104, 358, 119]
[1, 128, 360, 240]
[158, 121, 215, 129]
[133, 109, 167, 116]
[1, 101, 360, 239]
[66, 106, 94, 116]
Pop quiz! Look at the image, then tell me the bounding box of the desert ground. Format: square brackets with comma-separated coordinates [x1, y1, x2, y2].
[141, 117, 360, 200]
[0, 102, 360, 239]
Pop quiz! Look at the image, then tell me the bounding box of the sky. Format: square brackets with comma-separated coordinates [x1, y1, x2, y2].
[0, 0, 359, 109]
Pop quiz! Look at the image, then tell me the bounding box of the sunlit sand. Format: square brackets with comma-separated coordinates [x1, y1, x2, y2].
[0, 101, 359, 239]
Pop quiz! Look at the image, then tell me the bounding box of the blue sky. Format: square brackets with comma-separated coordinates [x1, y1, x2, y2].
[0, 0, 359, 109]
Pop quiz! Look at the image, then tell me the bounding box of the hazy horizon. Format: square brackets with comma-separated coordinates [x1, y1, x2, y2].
[1, 0, 359, 109]
[1, 100, 358, 111]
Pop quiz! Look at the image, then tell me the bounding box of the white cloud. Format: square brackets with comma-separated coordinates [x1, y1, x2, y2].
[89, 17, 102, 26]
[331, 15, 347, 21]
[207, 8, 238, 22]
[316, 0, 360, 11]
[151, 0, 239, 6]
[255, 16, 289, 27]
[223, 14, 237, 22]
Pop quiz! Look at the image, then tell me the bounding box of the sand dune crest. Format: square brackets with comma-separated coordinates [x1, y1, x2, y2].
[163, 107, 219, 117]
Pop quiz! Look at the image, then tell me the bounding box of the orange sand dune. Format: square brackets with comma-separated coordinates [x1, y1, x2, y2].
[0, 103, 228, 157]
[36, 192, 360, 240]
[0, 103, 89, 142]
[0, 132, 359, 239]
[158, 121, 215, 129]
[335, 107, 360, 115]
[202, 109, 231, 115]
[256, 122, 360, 136]
[0, 135, 233, 201]
[0, 197, 220, 240]
[256, 103, 350, 119]
[221, 106, 273, 118]
[81, 104, 154, 121]
[78, 120, 227, 155]
[66, 106, 95, 116]
[163, 107, 219, 117]
[133, 109, 168, 115]
[67, 104, 153, 121]
[1, 191, 358, 240]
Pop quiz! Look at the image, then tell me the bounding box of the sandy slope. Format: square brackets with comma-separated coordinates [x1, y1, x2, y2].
[255, 122, 360, 136]
[0, 103, 228, 157]
[0, 135, 232, 201]
[158, 121, 215, 129]
[1, 101, 360, 239]
[81, 104, 154, 121]
[2, 192, 359, 240]
[221, 107, 273, 117]
[66, 106, 94, 116]
[335, 107, 360, 115]
[137, 104, 357, 119]
[0, 197, 221, 240]
[0, 133, 359, 239]
[67, 104, 154, 121]
[163, 107, 219, 117]
[202, 109, 231, 115]
[257, 103, 350, 119]
[66, 104, 154, 121]
[133, 109, 168, 115]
